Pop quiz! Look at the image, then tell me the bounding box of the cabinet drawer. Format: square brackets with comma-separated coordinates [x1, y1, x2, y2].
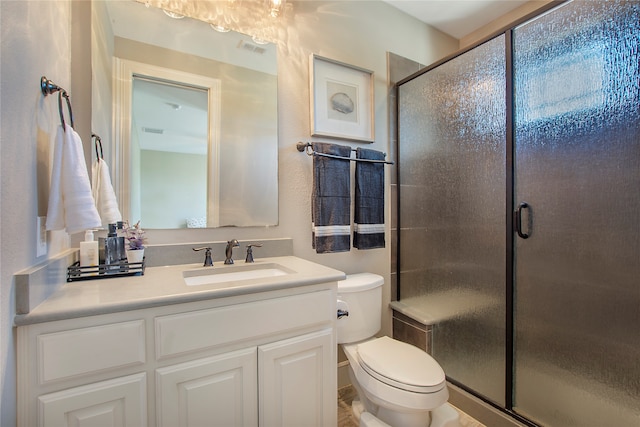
[37, 320, 146, 384]
[156, 290, 333, 359]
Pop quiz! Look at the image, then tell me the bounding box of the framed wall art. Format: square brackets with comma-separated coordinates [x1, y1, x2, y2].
[309, 54, 374, 142]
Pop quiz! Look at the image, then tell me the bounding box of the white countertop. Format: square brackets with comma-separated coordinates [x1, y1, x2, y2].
[15, 256, 345, 326]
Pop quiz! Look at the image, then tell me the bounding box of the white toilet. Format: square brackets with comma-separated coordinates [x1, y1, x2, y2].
[337, 273, 460, 427]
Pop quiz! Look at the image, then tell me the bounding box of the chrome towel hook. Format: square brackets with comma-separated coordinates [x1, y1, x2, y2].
[92, 133, 104, 161]
[40, 76, 74, 131]
[40, 76, 63, 96]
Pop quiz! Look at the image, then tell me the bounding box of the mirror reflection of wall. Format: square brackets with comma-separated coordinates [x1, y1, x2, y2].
[92, 0, 279, 230]
[132, 77, 209, 229]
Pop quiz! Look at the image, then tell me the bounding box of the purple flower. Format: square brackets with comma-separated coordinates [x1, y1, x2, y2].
[124, 221, 147, 250]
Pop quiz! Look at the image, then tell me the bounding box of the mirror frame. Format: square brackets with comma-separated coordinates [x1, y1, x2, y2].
[113, 58, 223, 227]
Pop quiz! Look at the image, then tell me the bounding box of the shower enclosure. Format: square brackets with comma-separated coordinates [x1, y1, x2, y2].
[396, 2, 639, 426]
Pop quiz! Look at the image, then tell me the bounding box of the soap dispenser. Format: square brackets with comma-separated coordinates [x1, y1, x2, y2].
[116, 221, 128, 271]
[80, 230, 99, 275]
[103, 223, 122, 273]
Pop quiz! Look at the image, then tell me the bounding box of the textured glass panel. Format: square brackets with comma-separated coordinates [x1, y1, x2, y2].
[514, 1, 640, 425]
[398, 35, 506, 405]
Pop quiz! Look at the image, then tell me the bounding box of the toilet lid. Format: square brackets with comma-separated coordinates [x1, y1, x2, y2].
[357, 336, 446, 393]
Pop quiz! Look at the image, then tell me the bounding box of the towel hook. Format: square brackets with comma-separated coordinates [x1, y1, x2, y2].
[92, 133, 104, 161]
[40, 76, 63, 96]
[40, 76, 74, 131]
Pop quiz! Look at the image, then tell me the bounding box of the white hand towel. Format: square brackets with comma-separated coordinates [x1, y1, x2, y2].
[46, 124, 102, 234]
[92, 157, 122, 226]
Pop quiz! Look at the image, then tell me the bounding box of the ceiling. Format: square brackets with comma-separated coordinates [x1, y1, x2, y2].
[381, 0, 530, 39]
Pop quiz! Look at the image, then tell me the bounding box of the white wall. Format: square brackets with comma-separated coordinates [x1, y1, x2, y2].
[1, 1, 73, 425]
[140, 150, 208, 228]
[0, 1, 457, 425]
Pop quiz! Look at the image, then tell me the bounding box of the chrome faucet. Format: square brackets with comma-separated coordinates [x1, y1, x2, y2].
[192, 247, 213, 267]
[224, 239, 240, 264]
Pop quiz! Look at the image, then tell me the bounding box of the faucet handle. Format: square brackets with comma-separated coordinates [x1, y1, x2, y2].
[245, 243, 263, 263]
[192, 247, 213, 267]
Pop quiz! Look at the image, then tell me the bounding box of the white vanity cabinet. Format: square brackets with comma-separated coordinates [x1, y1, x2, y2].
[17, 283, 337, 427]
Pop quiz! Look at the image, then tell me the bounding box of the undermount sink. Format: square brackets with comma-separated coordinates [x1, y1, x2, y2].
[183, 263, 295, 287]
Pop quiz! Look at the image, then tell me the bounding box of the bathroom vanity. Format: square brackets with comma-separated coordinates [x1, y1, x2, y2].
[15, 256, 344, 427]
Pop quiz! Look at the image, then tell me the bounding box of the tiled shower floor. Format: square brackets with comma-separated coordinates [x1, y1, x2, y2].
[338, 385, 486, 427]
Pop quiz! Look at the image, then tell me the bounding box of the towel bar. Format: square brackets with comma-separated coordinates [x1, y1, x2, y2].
[296, 141, 394, 165]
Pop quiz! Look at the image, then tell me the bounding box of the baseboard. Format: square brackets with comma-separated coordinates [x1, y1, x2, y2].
[338, 360, 351, 389]
[447, 383, 529, 427]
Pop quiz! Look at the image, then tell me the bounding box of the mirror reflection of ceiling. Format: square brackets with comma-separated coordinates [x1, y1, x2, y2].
[106, 1, 278, 74]
[133, 0, 292, 45]
[132, 78, 209, 155]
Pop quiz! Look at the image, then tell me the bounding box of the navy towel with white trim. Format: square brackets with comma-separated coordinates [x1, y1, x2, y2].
[354, 147, 385, 249]
[312, 142, 352, 253]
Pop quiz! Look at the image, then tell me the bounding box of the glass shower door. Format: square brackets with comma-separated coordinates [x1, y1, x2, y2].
[397, 35, 507, 405]
[513, 1, 640, 425]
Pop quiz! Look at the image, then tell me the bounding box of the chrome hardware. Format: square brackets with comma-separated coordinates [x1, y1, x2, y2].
[245, 243, 263, 263]
[296, 141, 394, 165]
[337, 309, 349, 319]
[193, 247, 213, 267]
[224, 239, 240, 264]
[40, 76, 74, 130]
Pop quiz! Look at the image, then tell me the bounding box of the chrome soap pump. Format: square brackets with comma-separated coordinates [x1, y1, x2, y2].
[100, 223, 126, 273]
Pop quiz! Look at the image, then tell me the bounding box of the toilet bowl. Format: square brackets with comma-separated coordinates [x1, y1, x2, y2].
[338, 273, 460, 427]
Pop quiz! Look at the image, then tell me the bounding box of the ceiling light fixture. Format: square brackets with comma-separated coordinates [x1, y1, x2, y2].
[140, 0, 290, 45]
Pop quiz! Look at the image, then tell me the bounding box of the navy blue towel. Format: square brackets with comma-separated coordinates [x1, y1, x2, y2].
[312, 142, 352, 253]
[353, 148, 385, 249]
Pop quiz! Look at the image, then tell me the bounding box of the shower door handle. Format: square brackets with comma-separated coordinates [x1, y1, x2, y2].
[515, 202, 530, 239]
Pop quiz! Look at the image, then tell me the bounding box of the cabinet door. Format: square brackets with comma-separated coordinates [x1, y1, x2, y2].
[259, 329, 335, 427]
[38, 373, 147, 427]
[156, 347, 258, 427]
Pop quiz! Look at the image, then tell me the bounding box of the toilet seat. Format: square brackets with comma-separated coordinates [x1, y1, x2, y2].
[357, 337, 446, 393]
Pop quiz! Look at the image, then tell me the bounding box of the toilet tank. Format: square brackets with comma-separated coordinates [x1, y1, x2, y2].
[337, 273, 384, 344]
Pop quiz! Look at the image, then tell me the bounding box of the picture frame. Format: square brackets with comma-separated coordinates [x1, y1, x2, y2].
[309, 54, 374, 142]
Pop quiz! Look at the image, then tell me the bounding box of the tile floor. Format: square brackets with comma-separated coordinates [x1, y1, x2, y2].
[338, 385, 358, 427]
[338, 385, 486, 427]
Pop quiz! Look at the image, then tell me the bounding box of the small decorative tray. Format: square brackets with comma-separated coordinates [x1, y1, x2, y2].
[67, 259, 145, 282]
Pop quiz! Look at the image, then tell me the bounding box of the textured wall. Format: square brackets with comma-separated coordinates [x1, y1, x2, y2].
[1, 2, 74, 425]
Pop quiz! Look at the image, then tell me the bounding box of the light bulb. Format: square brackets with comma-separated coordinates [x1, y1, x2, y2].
[210, 23, 230, 32]
[267, 0, 285, 18]
[163, 9, 185, 19]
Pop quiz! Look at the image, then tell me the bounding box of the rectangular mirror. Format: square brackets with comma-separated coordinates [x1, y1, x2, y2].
[92, 0, 278, 229]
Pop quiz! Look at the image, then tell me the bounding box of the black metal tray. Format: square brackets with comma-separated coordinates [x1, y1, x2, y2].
[67, 259, 145, 282]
